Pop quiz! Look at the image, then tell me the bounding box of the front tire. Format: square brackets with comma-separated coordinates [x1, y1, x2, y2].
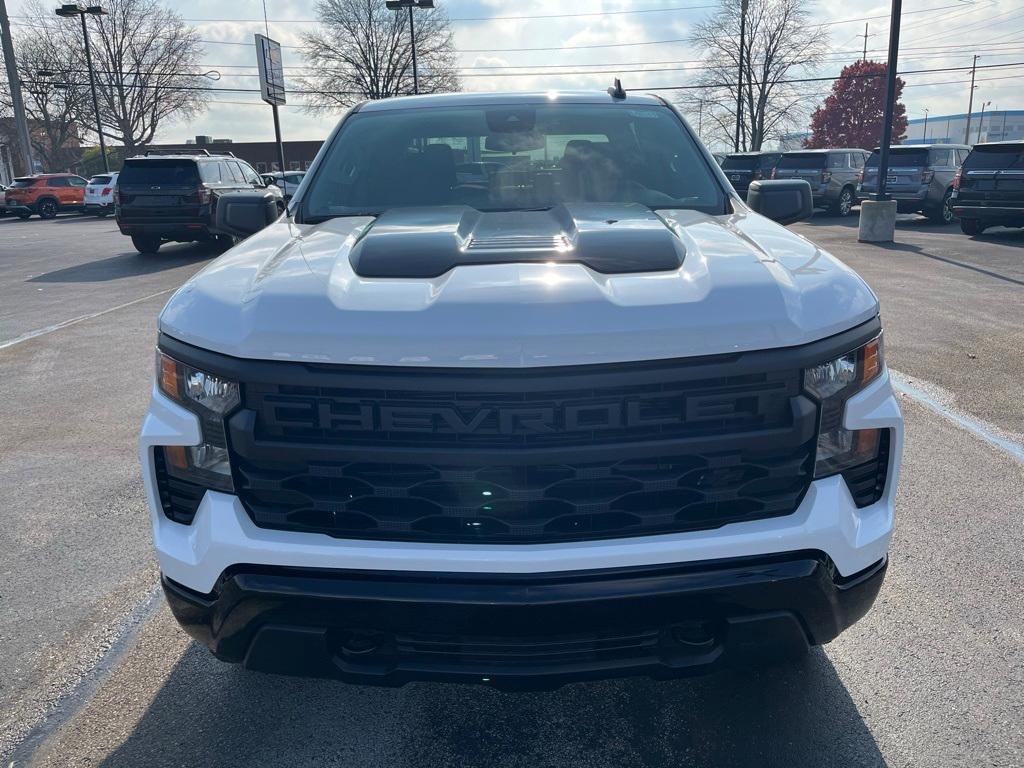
[960, 219, 986, 236]
[831, 187, 855, 217]
[131, 234, 162, 254]
[213, 234, 236, 252]
[37, 199, 59, 219]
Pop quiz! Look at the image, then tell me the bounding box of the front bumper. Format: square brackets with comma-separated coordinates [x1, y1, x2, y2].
[140, 366, 901, 591]
[163, 553, 887, 688]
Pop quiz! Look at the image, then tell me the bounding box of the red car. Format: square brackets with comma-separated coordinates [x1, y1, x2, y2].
[4, 173, 88, 219]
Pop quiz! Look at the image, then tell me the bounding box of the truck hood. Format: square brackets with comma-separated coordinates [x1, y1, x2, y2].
[159, 209, 879, 367]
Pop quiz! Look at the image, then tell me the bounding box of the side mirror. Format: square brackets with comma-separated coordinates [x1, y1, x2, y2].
[746, 179, 813, 225]
[215, 190, 279, 238]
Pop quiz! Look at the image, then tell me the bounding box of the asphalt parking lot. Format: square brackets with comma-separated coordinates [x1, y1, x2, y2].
[1, 211, 1021, 767]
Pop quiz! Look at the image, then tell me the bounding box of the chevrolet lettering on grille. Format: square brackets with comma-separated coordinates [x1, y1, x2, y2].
[260, 393, 772, 436]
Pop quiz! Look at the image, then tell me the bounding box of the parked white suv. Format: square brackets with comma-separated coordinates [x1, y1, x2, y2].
[84, 171, 118, 216]
[141, 91, 902, 689]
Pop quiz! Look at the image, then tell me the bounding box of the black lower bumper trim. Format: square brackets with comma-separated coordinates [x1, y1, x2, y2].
[163, 552, 886, 689]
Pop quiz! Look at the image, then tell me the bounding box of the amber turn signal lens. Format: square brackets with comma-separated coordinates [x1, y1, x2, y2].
[158, 352, 180, 400]
[164, 445, 189, 470]
[861, 336, 883, 386]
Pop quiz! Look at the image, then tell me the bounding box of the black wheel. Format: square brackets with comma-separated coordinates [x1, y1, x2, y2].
[213, 234, 236, 252]
[927, 190, 955, 224]
[131, 234, 162, 254]
[37, 199, 59, 219]
[831, 187, 855, 217]
[960, 219, 986, 236]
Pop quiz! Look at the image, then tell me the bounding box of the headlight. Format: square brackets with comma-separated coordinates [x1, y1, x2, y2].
[804, 334, 885, 478]
[156, 350, 239, 491]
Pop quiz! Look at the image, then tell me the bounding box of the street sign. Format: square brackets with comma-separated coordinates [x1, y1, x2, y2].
[255, 34, 286, 106]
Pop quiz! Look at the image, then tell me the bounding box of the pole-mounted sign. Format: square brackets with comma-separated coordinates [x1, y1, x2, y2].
[255, 33, 286, 106]
[255, 33, 287, 173]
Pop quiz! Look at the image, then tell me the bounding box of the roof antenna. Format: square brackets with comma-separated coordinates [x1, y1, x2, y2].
[608, 78, 626, 100]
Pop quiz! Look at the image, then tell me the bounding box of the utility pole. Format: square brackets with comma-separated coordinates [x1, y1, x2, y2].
[922, 108, 929, 142]
[0, 0, 35, 174]
[733, 0, 748, 152]
[964, 55, 978, 144]
[862, 23, 869, 61]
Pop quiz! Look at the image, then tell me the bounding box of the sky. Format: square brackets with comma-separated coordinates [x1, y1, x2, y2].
[6, 0, 1023, 149]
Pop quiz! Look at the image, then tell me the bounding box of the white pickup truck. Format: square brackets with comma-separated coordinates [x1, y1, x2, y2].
[140, 90, 902, 689]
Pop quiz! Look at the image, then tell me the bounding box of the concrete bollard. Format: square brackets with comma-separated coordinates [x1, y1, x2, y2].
[858, 199, 898, 243]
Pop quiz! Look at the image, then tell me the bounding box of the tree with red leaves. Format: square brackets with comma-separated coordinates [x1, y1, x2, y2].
[805, 60, 907, 149]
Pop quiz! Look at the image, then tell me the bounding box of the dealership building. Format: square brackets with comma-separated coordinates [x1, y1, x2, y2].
[904, 109, 1024, 145]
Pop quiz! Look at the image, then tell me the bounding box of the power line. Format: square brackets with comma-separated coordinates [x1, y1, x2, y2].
[183, 41, 1024, 73]
[24, 60, 1024, 96]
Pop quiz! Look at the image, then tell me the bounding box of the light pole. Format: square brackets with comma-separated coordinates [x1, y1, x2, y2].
[733, 0, 748, 152]
[385, 0, 434, 95]
[977, 100, 991, 144]
[55, 3, 109, 173]
[922, 108, 929, 142]
[857, 0, 902, 243]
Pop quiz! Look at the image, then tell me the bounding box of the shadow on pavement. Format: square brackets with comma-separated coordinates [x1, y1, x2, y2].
[95, 643, 887, 768]
[799, 211, 957, 231]
[28, 243, 217, 283]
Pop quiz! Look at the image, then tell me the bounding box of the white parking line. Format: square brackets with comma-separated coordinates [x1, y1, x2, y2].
[0, 288, 174, 351]
[891, 369, 1024, 465]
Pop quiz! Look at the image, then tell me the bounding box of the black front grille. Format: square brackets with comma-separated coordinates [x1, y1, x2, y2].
[221, 356, 819, 544]
[154, 448, 206, 524]
[235, 445, 814, 543]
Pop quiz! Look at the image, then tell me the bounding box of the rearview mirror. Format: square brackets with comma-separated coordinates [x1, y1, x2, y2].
[745, 179, 813, 225]
[484, 131, 545, 153]
[215, 190, 279, 238]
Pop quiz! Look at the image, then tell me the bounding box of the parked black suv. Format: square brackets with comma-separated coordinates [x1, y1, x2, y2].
[951, 141, 1024, 236]
[115, 151, 282, 254]
[720, 151, 782, 196]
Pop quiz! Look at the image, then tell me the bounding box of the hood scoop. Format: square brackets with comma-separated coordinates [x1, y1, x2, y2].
[348, 203, 685, 278]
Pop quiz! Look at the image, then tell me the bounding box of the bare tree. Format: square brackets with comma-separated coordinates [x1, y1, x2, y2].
[683, 0, 826, 151]
[0, 1, 87, 170]
[298, 0, 460, 113]
[85, 0, 206, 151]
[16, 24, 91, 169]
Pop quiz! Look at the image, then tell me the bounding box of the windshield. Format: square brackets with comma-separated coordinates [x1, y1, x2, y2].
[303, 103, 725, 220]
[777, 153, 827, 170]
[866, 149, 928, 167]
[89, 175, 113, 185]
[119, 160, 199, 186]
[963, 145, 1024, 171]
[10, 178, 38, 188]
